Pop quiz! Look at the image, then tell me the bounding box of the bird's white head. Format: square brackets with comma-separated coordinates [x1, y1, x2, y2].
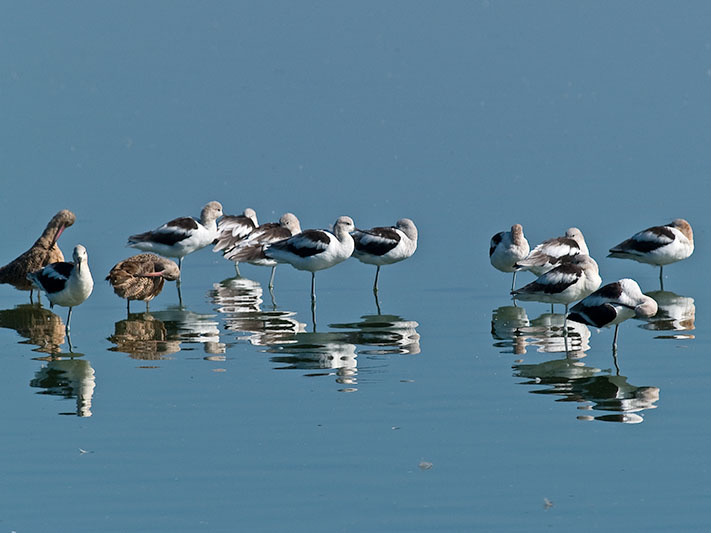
[280, 213, 302, 235]
[670, 218, 693, 242]
[397, 218, 418, 241]
[333, 216, 356, 236]
[201, 201, 224, 225]
[73, 245, 88, 266]
[243, 208, 259, 227]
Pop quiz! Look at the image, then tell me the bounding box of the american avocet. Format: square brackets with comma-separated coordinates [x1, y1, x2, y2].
[515, 227, 589, 276]
[27, 245, 94, 332]
[221, 213, 302, 288]
[608, 219, 694, 288]
[213, 208, 259, 275]
[107, 254, 181, 313]
[0, 209, 76, 300]
[512, 254, 601, 315]
[264, 216, 355, 301]
[490, 224, 529, 291]
[351, 218, 418, 292]
[568, 279, 658, 352]
[127, 201, 223, 276]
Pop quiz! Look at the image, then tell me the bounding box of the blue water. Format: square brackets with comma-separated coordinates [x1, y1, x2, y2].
[1, 2, 711, 531]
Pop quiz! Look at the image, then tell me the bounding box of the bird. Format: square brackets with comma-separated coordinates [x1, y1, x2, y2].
[489, 224, 529, 291]
[27, 245, 94, 333]
[351, 218, 418, 292]
[512, 254, 602, 316]
[263, 216, 356, 301]
[220, 213, 302, 288]
[213, 208, 259, 275]
[608, 219, 693, 288]
[0, 209, 76, 300]
[106, 254, 181, 313]
[127, 201, 223, 276]
[568, 279, 658, 352]
[515, 227, 589, 276]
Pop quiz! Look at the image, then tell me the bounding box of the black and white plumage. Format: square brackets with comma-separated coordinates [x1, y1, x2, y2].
[220, 213, 302, 288]
[608, 219, 694, 287]
[515, 227, 589, 276]
[27, 245, 94, 332]
[213, 208, 259, 275]
[264, 216, 356, 300]
[127, 201, 223, 276]
[568, 279, 658, 351]
[489, 224, 529, 291]
[512, 254, 601, 315]
[351, 218, 418, 292]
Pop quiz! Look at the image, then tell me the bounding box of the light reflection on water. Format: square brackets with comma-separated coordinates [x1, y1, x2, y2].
[491, 304, 663, 424]
[641, 290, 696, 339]
[30, 356, 96, 417]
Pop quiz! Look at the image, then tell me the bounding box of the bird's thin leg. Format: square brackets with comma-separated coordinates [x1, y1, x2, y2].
[177, 282, 184, 308]
[66, 307, 73, 332]
[178, 257, 183, 280]
[659, 265, 664, 291]
[311, 272, 316, 302]
[311, 297, 317, 333]
[269, 265, 276, 289]
[234, 262, 242, 277]
[29, 289, 33, 304]
[373, 266, 381, 293]
[563, 304, 569, 335]
[613, 324, 619, 353]
[374, 290, 382, 315]
[511, 271, 517, 292]
[550, 304, 555, 314]
[146, 301, 150, 312]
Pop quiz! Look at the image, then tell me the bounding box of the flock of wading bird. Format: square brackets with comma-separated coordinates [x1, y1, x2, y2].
[489, 219, 694, 352]
[0, 202, 419, 337]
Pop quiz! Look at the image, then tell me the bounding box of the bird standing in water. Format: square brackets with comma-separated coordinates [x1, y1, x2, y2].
[0, 209, 76, 302]
[107, 254, 181, 313]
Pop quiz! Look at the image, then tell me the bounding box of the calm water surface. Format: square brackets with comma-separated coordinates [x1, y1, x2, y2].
[2, 2, 711, 531]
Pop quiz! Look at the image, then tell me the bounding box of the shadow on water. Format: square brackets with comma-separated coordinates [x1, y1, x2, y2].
[30, 356, 96, 417]
[492, 305, 660, 423]
[210, 276, 420, 391]
[641, 290, 695, 339]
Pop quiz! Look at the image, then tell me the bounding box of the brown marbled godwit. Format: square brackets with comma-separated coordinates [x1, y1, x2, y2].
[0, 209, 76, 301]
[107, 254, 180, 313]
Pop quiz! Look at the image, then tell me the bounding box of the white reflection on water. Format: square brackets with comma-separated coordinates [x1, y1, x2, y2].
[30, 356, 96, 417]
[210, 277, 420, 390]
[641, 290, 696, 339]
[492, 305, 660, 423]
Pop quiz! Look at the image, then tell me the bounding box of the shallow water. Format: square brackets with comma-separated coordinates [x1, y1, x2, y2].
[2, 2, 711, 531]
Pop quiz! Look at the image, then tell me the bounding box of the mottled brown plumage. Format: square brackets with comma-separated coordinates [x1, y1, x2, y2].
[0, 209, 76, 292]
[106, 254, 181, 312]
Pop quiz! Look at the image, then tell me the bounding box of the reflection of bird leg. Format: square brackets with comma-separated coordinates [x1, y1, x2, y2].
[563, 331, 570, 356]
[374, 290, 382, 315]
[67, 329, 74, 353]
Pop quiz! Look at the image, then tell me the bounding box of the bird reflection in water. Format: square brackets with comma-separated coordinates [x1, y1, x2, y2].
[210, 277, 420, 390]
[108, 312, 181, 360]
[108, 306, 224, 361]
[491, 306, 590, 357]
[641, 290, 695, 339]
[0, 304, 67, 354]
[30, 356, 96, 417]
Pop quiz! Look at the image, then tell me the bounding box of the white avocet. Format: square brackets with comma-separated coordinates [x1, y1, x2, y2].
[489, 223, 529, 291]
[221, 213, 302, 288]
[568, 279, 658, 351]
[608, 219, 694, 287]
[213, 208, 259, 275]
[516, 227, 589, 276]
[512, 254, 601, 315]
[127, 201, 223, 276]
[264, 216, 355, 300]
[27, 245, 94, 332]
[351, 218, 418, 292]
